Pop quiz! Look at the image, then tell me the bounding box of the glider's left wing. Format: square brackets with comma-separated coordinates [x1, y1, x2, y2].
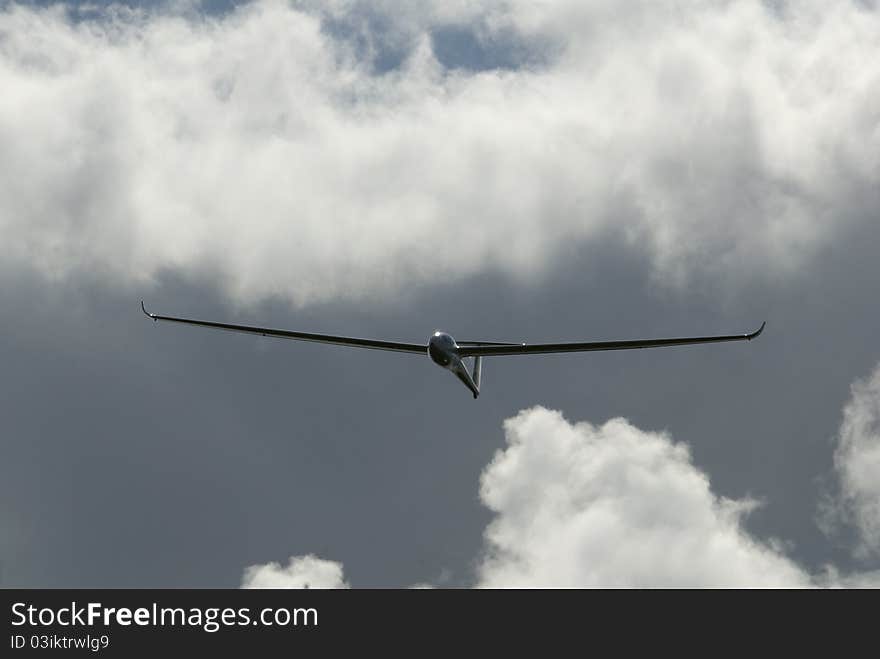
[141, 302, 427, 354]
[457, 323, 765, 357]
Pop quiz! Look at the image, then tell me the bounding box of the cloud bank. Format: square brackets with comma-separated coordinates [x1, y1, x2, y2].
[2, 0, 880, 305]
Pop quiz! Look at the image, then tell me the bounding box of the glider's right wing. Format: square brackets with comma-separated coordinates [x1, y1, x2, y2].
[457, 323, 766, 357]
[141, 302, 427, 355]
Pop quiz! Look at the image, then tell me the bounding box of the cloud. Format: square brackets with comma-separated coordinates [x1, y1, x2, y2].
[816, 566, 880, 588]
[239, 555, 435, 589]
[241, 554, 349, 588]
[824, 363, 880, 558]
[476, 407, 810, 587]
[2, 1, 879, 305]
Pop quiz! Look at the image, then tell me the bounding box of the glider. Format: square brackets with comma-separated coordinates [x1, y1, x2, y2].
[141, 301, 764, 399]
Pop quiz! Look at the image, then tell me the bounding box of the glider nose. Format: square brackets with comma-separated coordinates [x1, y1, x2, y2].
[428, 331, 458, 368]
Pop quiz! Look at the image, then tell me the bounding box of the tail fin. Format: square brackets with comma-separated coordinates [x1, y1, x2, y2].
[472, 356, 482, 393]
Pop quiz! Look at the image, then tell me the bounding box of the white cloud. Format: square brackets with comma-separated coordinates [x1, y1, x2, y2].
[476, 406, 810, 587]
[2, 1, 879, 305]
[826, 363, 880, 558]
[241, 554, 349, 588]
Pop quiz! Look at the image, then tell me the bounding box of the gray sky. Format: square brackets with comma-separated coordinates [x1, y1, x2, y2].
[2, 0, 879, 587]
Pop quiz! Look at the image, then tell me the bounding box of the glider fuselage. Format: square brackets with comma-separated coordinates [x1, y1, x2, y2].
[428, 331, 480, 399]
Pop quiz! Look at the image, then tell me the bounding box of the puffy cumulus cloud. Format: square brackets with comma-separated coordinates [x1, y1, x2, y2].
[1, 1, 880, 305]
[826, 363, 880, 558]
[241, 554, 349, 588]
[476, 407, 810, 587]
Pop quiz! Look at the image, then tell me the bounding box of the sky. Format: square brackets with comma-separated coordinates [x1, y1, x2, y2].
[1, 0, 879, 587]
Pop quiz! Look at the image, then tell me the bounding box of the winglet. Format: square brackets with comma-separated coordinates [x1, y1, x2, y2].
[747, 321, 766, 340]
[141, 300, 156, 320]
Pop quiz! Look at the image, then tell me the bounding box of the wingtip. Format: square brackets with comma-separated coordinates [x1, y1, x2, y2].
[141, 300, 154, 319]
[749, 321, 766, 340]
